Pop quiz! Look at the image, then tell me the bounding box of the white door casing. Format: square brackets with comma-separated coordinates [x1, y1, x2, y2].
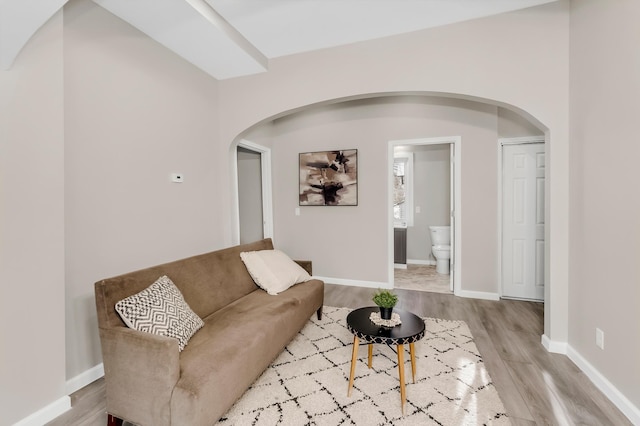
[234, 140, 273, 245]
[237, 146, 264, 244]
[388, 136, 461, 294]
[501, 141, 545, 300]
[449, 143, 455, 292]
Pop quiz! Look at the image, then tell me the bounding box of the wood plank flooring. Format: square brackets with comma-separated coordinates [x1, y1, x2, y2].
[47, 284, 631, 426]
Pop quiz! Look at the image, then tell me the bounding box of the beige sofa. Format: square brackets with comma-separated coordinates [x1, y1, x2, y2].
[94, 238, 324, 426]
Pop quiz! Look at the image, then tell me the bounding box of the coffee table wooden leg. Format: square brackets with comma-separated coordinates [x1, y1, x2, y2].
[368, 344, 373, 368]
[397, 344, 406, 415]
[348, 336, 359, 397]
[409, 342, 417, 383]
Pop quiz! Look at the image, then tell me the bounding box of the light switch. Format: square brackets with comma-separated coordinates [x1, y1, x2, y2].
[415, 206, 421, 213]
[295, 207, 300, 216]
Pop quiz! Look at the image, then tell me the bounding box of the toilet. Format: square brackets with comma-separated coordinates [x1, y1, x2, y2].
[429, 226, 451, 274]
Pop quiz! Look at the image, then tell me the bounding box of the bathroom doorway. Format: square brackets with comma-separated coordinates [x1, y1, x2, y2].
[388, 137, 461, 294]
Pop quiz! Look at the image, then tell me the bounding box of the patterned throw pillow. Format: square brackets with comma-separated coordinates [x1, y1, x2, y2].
[115, 275, 204, 351]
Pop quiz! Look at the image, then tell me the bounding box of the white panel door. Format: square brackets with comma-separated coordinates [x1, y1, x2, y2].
[502, 143, 545, 300]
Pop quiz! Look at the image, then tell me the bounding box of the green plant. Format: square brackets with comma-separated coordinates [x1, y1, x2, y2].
[372, 289, 398, 309]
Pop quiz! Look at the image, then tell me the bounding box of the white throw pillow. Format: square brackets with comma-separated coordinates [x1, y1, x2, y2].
[240, 249, 312, 295]
[115, 275, 204, 351]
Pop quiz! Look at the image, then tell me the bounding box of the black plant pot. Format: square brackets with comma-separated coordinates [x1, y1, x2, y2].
[379, 307, 393, 320]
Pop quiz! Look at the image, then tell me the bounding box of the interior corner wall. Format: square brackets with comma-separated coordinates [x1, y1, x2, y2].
[569, 0, 640, 413]
[63, 0, 221, 379]
[269, 97, 500, 293]
[0, 11, 67, 425]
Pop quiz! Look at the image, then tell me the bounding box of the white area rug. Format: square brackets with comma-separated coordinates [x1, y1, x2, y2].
[217, 306, 509, 425]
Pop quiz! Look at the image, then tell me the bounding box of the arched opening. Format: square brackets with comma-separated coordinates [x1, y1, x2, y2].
[229, 91, 550, 330]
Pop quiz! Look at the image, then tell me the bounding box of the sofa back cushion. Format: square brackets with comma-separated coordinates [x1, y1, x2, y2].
[96, 239, 273, 329]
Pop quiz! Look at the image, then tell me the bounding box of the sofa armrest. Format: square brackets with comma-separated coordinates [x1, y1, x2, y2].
[294, 260, 312, 275]
[99, 326, 180, 426]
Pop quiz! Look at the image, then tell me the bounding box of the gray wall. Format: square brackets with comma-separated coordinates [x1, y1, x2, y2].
[268, 96, 501, 290]
[397, 144, 451, 263]
[64, 0, 221, 380]
[249, 98, 549, 298]
[569, 0, 640, 410]
[498, 106, 545, 138]
[0, 11, 66, 424]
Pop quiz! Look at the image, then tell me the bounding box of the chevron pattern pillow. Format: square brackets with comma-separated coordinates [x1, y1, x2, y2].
[115, 275, 204, 351]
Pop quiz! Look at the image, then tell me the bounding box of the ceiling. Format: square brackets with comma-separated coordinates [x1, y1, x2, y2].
[1, 0, 557, 79]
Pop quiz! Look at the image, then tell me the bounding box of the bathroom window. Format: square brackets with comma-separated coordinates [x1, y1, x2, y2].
[393, 153, 413, 226]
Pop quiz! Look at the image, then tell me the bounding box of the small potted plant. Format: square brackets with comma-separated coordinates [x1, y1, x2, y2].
[372, 289, 398, 320]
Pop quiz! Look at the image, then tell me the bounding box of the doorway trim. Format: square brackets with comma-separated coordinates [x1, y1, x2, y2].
[232, 139, 274, 245]
[388, 136, 462, 295]
[497, 136, 545, 299]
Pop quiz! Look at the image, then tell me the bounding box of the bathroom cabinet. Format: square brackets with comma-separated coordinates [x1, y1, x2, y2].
[394, 227, 407, 265]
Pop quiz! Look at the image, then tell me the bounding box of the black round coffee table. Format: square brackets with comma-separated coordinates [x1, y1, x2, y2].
[346, 306, 425, 415]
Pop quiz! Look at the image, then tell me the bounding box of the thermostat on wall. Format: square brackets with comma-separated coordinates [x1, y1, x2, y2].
[171, 173, 184, 183]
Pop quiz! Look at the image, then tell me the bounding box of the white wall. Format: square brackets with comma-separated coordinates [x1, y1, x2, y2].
[0, 11, 67, 425]
[569, 0, 640, 415]
[63, 0, 221, 379]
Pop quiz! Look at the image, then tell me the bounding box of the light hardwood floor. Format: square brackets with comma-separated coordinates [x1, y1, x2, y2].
[47, 284, 631, 426]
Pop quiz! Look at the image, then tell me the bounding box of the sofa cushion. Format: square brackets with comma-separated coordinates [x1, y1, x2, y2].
[240, 249, 311, 295]
[171, 280, 325, 425]
[115, 275, 204, 351]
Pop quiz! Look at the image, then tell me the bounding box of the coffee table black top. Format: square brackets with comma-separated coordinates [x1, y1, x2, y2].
[346, 306, 426, 345]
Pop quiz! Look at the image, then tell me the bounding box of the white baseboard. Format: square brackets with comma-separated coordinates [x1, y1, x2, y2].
[321, 276, 495, 298]
[407, 259, 435, 266]
[14, 396, 71, 426]
[567, 344, 640, 425]
[14, 364, 105, 426]
[455, 289, 500, 301]
[314, 276, 391, 289]
[393, 263, 407, 269]
[541, 334, 568, 354]
[66, 363, 104, 394]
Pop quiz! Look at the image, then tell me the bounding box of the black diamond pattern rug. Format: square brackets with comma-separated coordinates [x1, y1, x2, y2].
[217, 306, 509, 425]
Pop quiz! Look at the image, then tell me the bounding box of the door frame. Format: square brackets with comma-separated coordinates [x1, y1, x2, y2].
[232, 139, 273, 245]
[387, 136, 462, 294]
[497, 136, 545, 299]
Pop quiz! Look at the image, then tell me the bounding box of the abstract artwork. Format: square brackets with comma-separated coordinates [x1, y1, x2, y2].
[299, 149, 358, 206]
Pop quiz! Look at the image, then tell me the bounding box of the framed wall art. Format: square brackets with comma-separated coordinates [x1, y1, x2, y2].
[299, 149, 358, 206]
